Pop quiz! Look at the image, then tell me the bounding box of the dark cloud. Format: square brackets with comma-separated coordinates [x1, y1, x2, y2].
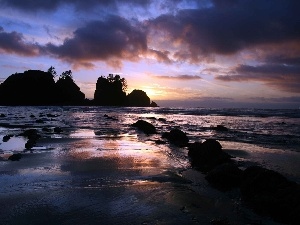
[148, 49, 172, 63]
[149, 0, 300, 62]
[249, 96, 300, 103]
[0, 26, 39, 56]
[44, 16, 147, 67]
[0, 0, 151, 12]
[216, 63, 300, 93]
[154, 75, 201, 80]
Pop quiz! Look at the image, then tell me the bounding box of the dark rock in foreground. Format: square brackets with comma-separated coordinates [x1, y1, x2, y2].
[205, 163, 243, 190]
[131, 120, 157, 134]
[162, 129, 189, 147]
[8, 153, 22, 161]
[188, 139, 232, 171]
[240, 166, 300, 224]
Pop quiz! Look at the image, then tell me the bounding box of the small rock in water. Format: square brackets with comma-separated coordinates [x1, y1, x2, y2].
[158, 118, 167, 122]
[2, 134, 13, 142]
[131, 120, 157, 134]
[155, 140, 166, 145]
[162, 129, 189, 147]
[25, 139, 36, 149]
[54, 127, 63, 133]
[0, 113, 6, 117]
[46, 113, 58, 118]
[42, 127, 52, 132]
[8, 153, 22, 161]
[19, 129, 41, 140]
[35, 119, 44, 123]
[213, 125, 228, 131]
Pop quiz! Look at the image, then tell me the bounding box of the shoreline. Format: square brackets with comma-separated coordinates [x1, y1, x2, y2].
[0, 106, 299, 224]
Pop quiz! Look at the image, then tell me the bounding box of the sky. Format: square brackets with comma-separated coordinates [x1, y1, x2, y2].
[0, 0, 300, 108]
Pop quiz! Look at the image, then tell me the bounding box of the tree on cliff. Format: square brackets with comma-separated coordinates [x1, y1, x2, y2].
[94, 74, 127, 106]
[47, 66, 57, 78]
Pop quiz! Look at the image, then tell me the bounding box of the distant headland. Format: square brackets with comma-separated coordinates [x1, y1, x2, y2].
[0, 67, 158, 107]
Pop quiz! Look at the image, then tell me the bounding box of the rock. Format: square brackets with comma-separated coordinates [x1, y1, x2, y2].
[0, 114, 5, 117]
[0, 70, 57, 105]
[42, 127, 52, 132]
[162, 129, 189, 147]
[210, 218, 231, 225]
[2, 134, 13, 142]
[54, 127, 63, 133]
[19, 129, 40, 140]
[46, 113, 58, 118]
[55, 75, 85, 105]
[150, 101, 158, 107]
[0, 69, 85, 106]
[188, 139, 232, 171]
[30, 114, 35, 118]
[240, 166, 300, 224]
[131, 120, 156, 134]
[205, 163, 242, 190]
[127, 89, 150, 107]
[36, 119, 44, 123]
[8, 153, 22, 161]
[25, 139, 36, 149]
[155, 140, 166, 145]
[104, 114, 118, 121]
[18, 129, 40, 149]
[94, 75, 127, 106]
[158, 118, 167, 122]
[213, 125, 228, 131]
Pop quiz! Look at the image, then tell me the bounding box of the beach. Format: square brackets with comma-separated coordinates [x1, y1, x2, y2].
[0, 106, 299, 224]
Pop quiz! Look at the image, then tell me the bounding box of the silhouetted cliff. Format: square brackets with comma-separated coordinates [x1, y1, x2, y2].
[0, 70, 57, 105]
[127, 90, 150, 107]
[94, 74, 127, 106]
[0, 69, 85, 105]
[56, 76, 85, 105]
[0, 70, 158, 107]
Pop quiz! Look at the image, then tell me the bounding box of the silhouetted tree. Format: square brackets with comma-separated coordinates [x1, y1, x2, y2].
[47, 66, 57, 78]
[60, 70, 73, 80]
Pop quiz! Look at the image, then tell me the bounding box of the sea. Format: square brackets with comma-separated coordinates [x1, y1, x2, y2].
[0, 106, 299, 224]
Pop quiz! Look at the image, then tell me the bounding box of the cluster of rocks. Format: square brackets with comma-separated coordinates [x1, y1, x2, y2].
[6, 126, 64, 161]
[0, 70, 158, 107]
[130, 119, 300, 225]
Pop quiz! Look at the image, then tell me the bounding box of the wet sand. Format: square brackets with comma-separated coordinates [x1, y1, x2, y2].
[0, 131, 283, 225]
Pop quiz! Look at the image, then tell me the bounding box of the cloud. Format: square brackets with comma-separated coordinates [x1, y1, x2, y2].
[43, 16, 148, 68]
[249, 96, 300, 103]
[0, 0, 152, 12]
[153, 74, 202, 80]
[147, 49, 172, 63]
[148, 0, 300, 62]
[216, 63, 300, 93]
[0, 26, 39, 56]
